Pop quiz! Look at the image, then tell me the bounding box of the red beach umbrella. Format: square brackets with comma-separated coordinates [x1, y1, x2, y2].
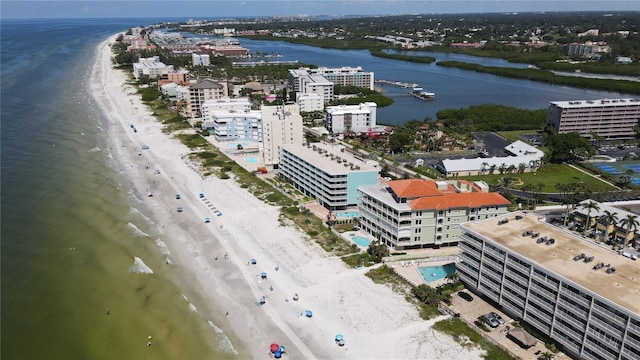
[270, 343, 280, 352]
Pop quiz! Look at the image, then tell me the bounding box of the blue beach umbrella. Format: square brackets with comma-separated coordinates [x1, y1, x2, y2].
[261, 272, 267, 279]
[279, 345, 286, 353]
[338, 339, 345, 347]
[274, 350, 282, 358]
[335, 334, 343, 341]
[305, 310, 313, 317]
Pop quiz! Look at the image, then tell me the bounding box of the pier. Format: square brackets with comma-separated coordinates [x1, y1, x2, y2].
[375, 79, 419, 88]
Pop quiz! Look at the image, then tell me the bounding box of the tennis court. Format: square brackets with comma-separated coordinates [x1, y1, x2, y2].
[594, 163, 623, 175]
[623, 164, 640, 173]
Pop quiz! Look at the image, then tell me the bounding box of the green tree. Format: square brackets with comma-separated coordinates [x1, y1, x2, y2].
[580, 200, 600, 234]
[600, 210, 619, 243]
[545, 132, 593, 164]
[367, 240, 390, 263]
[619, 214, 639, 247]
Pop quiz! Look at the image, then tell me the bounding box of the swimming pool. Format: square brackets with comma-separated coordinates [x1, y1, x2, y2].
[351, 236, 371, 247]
[418, 263, 457, 283]
[226, 142, 249, 148]
[335, 211, 359, 218]
[245, 157, 259, 163]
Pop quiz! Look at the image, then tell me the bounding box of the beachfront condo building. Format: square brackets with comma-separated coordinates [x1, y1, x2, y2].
[261, 105, 303, 165]
[458, 212, 640, 360]
[207, 110, 261, 143]
[188, 78, 228, 118]
[201, 97, 252, 131]
[278, 142, 379, 210]
[132, 56, 174, 79]
[546, 98, 640, 141]
[357, 179, 509, 249]
[325, 102, 377, 134]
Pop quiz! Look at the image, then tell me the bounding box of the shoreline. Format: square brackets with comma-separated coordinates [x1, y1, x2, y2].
[90, 33, 486, 359]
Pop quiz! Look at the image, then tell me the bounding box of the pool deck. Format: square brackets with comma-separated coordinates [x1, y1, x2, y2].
[391, 259, 456, 287]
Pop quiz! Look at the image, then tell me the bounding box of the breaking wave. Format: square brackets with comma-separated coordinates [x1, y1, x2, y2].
[128, 256, 153, 274]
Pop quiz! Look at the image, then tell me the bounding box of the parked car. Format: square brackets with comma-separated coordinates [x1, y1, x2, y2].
[457, 291, 473, 302]
[483, 313, 500, 328]
[489, 312, 505, 325]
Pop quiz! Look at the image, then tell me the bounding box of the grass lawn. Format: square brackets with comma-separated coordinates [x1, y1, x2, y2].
[460, 163, 614, 192]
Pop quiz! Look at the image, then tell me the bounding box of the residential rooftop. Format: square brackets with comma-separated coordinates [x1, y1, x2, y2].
[550, 98, 640, 108]
[463, 212, 640, 314]
[279, 142, 378, 174]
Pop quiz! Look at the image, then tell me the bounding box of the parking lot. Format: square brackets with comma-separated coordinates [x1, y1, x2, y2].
[449, 291, 571, 360]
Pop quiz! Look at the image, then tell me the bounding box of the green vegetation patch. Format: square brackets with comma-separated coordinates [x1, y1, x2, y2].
[436, 61, 640, 95]
[461, 163, 613, 192]
[369, 49, 436, 64]
[176, 133, 209, 149]
[433, 318, 517, 360]
[436, 104, 547, 132]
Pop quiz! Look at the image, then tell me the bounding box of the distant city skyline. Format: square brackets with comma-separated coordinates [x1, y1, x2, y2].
[2, 1, 639, 19]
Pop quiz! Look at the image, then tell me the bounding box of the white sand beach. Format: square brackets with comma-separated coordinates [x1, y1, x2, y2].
[91, 34, 485, 359]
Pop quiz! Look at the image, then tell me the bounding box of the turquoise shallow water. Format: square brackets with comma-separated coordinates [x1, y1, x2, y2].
[1, 19, 239, 359]
[418, 263, 457, 283]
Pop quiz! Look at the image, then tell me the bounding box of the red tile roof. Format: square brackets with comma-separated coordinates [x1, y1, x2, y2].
[410, 192, 510, 211]
[388, 179, 455, 198]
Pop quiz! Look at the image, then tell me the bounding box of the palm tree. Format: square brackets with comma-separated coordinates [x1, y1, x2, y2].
[521, 183, 534, 209]
[498, 163, 507, 175]
[539, 351, 555, 360]
[580, 200, 600, 234]
[507, 164, 517, 174]
[518, 162, 526, 174]
[619, 214, 639, 247]
[599, 210, 619, 243]
[489, 164, 497, 175]
[481, 162, 489, 175]
[498, 176, 515, 197]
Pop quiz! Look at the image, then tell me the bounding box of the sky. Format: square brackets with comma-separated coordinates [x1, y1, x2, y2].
[1, 0, 638, 19]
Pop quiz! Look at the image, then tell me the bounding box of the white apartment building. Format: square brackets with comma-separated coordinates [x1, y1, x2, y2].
[300, 75, 334, 104]
[132, 56, 173, 79]
[325, 102, 377, 134]
[568, 41, 611, 57]
[278, 142, 379, 210]
[188, 78, 228, 118]
[209, 109, 261, 142]
[191, 53, 210, 66]
[289, 66, 375, 91]
[458, 212, 640, 360]
[297, 93, 324, 112]
[201, 97, 252, 131]
[547, 98, 640, 141]
[357, 179, 509, 249]
[261, 105, 303, 165]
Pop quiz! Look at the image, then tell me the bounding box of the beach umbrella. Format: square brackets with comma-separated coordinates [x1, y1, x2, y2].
[270, 343, 279, 352]
[338, 339, 345, 347]
[279, 345, 286, 353]
[261, 272, 267, 279]
[335, 334, 343, 341]
[274, 350, 282, 358]
[251, 258, 257, 265]
[305, 310, 313, 317]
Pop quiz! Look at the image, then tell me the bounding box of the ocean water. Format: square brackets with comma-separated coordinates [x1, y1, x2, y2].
[1, 19, 238, 359]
